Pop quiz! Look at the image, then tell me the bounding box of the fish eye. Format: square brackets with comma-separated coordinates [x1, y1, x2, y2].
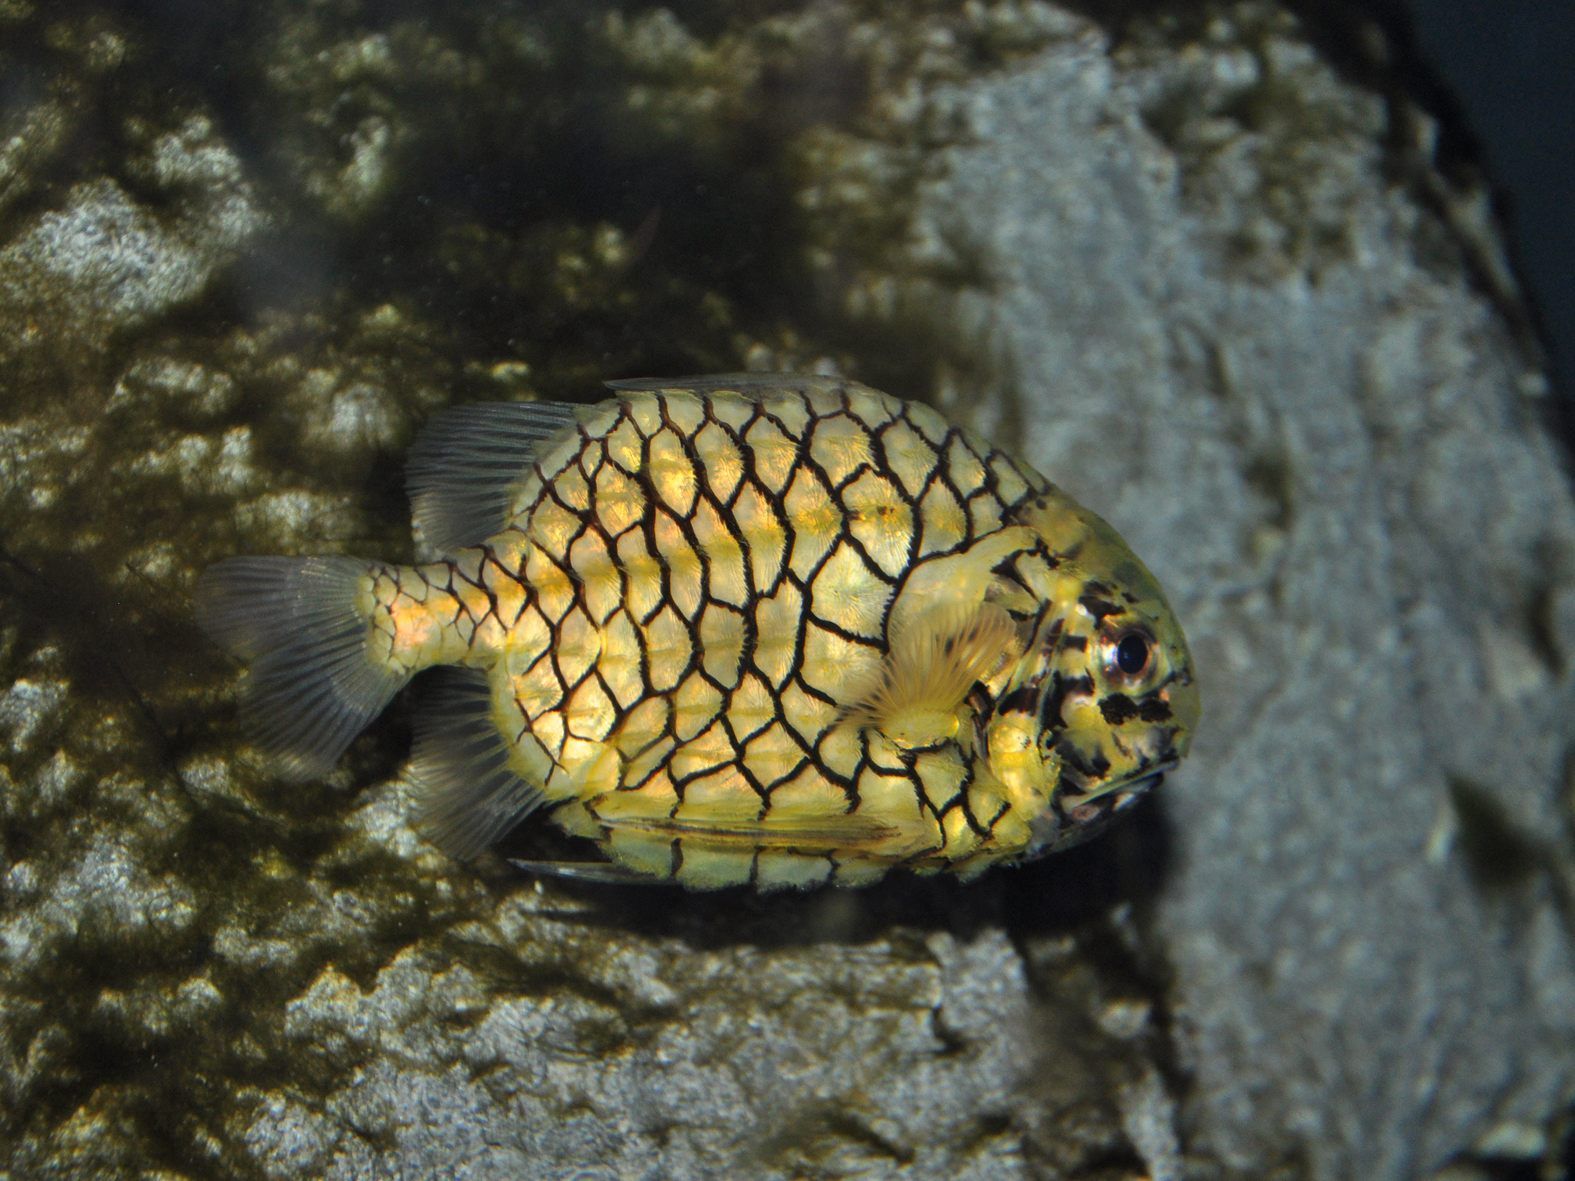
[1106, 628, 1154, 681]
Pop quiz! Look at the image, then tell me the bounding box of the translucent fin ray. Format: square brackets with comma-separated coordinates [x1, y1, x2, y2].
[606, 373, 851, 399]
[507, 858, 662, 885]
[843, 602, 1019, 742]
[406, 400, 580, 553]
[196, 556, 405, 780]
[410, 668, 545, 857]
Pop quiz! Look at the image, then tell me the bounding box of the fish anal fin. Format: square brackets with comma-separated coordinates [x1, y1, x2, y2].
[844, 602, 1020, 747]
[507, 858, 661, 886]
[410, 668, 545, 858]
[406, 400, 580, 554]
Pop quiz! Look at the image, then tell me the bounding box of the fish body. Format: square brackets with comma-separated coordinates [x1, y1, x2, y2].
[199, 375, 1197, 890]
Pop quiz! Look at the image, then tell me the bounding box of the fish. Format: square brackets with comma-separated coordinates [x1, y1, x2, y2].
[197, 374, 1198, 890]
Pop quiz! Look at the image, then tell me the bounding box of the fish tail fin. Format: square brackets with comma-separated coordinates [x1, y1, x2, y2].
[196, 556, 409, 780]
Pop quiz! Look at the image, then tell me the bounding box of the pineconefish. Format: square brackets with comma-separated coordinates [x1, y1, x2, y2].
[198, 374, 1198, 890]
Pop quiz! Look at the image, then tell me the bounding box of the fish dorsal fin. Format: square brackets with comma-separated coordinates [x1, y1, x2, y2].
[406, 400, 580, 553]
[606, 372, 854, 400]
[843, 602, 1020, 747]
[410, 668, 545, 857]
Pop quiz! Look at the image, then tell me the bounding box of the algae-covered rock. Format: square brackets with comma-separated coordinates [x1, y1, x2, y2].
[0, 111, 262, 364]
[1, 2, 1572, 1179]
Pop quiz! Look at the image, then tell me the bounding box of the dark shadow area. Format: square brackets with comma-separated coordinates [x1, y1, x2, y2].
[0, 546, 193, 774]
[1059, 0, 1574, 453]
[108, 2, 861, 386]
[76, 0, 1021, 422]
[484, 789, 1176, 953]
[1393, 0, 1575, 441]
[1293, 1, 1571, 446]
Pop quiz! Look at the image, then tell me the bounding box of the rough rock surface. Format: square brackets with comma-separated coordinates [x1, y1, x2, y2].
[1, 3, 1571, 1180]
[905, 16, 1575, 1179]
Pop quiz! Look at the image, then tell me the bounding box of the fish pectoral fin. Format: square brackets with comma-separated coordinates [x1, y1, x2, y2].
[843, 601, 1020, 746]
[596, 808, 927, 857]
[406, 399, 581, 553]
[410, 668, 546, 858]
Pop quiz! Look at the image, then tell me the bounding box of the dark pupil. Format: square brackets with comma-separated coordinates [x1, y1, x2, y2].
[1114, 632, 1150, 676]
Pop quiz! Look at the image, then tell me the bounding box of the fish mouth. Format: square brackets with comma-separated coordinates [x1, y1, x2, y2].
[1071, 758, 1177, 808]
[1021, 759, 1176, 861]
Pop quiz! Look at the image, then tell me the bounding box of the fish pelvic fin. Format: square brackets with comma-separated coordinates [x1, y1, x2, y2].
[410, 668, 546, 858]
[843, 602, 1020, 747]
[196, 556, 409, 781]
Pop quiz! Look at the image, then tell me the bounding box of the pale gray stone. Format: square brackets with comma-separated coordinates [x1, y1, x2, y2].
[902, 11, 1575, 1179]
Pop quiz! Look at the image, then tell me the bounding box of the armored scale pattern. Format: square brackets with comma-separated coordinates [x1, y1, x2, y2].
[199, 375, 1198, 890]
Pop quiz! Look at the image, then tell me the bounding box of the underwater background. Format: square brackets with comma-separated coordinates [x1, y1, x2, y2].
[1, 2, 1572, 1178]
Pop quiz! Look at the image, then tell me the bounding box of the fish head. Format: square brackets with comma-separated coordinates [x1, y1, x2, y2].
[995, 495, 1199, 859]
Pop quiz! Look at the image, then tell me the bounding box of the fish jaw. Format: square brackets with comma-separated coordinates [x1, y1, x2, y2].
[1020, 763, 1172, 860]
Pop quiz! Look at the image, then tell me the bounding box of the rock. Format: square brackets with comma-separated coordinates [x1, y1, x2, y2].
[0, 115, 262, 361]
[0, 3, 1571, 1180]
[890, 9, 1575, 1179]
